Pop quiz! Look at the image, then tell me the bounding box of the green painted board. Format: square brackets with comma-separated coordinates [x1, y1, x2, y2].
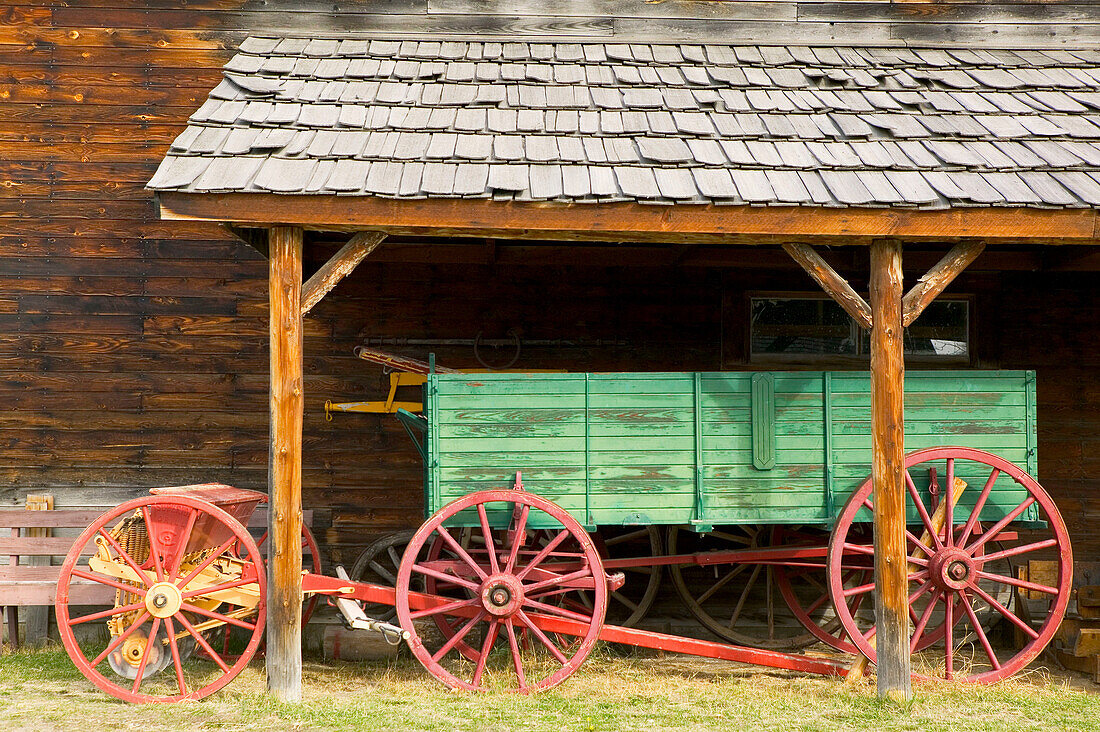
[419, 370, 1038, 530]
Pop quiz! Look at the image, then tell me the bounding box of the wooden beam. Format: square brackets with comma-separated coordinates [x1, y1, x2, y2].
[782, 243, 873, 329]
[156, 193, 1100, 245]
[301, 231, 385, 315]
[869, 239, 912, 701]
[901, 241, 986, 327]
[267, 225, 304, 703]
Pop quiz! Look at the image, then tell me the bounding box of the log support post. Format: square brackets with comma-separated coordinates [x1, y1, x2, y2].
[267, 225, 305, 702]
[869, 239, 911, 700]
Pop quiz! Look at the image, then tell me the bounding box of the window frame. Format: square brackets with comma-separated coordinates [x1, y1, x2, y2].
[745, 290, 975, 367]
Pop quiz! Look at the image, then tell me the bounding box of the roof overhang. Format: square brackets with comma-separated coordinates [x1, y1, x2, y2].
[156, 192, 1100, 245]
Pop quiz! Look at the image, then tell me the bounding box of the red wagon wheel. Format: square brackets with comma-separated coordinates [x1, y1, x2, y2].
[827, 447, 1072, 682]
[396, 489, 607, 692]
[56, 495, 266, 703]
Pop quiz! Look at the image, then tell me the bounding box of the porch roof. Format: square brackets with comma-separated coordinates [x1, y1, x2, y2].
[149, 38, 1100, 211]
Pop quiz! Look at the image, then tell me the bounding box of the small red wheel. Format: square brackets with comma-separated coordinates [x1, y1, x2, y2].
[56, 495, 266, 702]
[396, 489, 607, 692]
[827, 447, 1072, 682]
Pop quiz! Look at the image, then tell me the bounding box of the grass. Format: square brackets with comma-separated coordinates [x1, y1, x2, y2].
[2, 645, 1099, 731]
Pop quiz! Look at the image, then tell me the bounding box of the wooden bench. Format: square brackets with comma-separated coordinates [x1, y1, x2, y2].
[1, 504, 315, 650]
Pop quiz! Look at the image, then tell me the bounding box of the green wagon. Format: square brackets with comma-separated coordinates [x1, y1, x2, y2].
[391, 368, 1070, 690]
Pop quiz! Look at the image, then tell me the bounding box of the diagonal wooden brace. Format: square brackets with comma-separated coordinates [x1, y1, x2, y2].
[782, 243, 873, 330]
[301, 231, 386, 314]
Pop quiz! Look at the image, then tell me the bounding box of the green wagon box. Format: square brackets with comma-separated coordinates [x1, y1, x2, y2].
[405, 369, 1038, 530]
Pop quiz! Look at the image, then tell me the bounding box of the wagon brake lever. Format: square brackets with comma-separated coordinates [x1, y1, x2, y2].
[331, 565, 411, 644]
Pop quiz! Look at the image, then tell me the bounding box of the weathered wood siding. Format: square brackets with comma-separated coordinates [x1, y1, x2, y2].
[2, 1, 1100, 567]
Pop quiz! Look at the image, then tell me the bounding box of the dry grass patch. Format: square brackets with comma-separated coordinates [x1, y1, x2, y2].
[2, 645, 1098, 731]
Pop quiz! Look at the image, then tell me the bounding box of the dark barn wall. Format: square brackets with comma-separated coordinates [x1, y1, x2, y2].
[3, 1, 1100, 567]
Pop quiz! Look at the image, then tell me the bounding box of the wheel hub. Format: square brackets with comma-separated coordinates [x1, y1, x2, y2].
[929, 548, 975, 591]
[145, 581, 183, 618]
[480, 573, 524, 617]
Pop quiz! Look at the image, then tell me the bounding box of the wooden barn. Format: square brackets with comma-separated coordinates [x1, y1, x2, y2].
[4, 0, 1100, 701]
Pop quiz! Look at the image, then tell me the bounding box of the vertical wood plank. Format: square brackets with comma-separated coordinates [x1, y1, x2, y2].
[25, 494, 53, 646]
[267, 225, 304, 702]
[869, 239, 912, 700]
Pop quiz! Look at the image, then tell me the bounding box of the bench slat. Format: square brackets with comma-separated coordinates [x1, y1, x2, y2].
[0, 510, 115, 529]
[0, 582, 116, 605]
[0, 537, 92, 555]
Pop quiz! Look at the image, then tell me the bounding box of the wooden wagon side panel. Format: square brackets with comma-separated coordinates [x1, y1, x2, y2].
[829, 370, 1038, 526]
[426, 369, 1039, 530]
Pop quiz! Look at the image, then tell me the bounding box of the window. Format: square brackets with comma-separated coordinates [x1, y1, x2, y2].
[750, 295, 970, 363]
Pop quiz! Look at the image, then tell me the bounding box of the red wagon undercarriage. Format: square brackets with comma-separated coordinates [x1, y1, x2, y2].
[53, 446, 1071, 703]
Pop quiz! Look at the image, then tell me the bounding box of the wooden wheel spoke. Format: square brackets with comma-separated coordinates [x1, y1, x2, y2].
[369, 560, 397, 585]
[525, 598, 593, 623]
[435, 525, 488, 582]
[728, 563, 762, 629]
[515, 609, 568, 665]
[611, 590, 639, 613]
[696, 564, 748, 605]
[905, 529, 936, 559]
[959, 468, 1000, 546]
[905, 469, 944, 551]
[909, 588, 943, 653]
[707, 530, 754, 545]
[471, 620, 501, 687]
[72, 567, 149, 597]
[162, 616, 189, 696]
[68, 601, 146, 626]
[516, 529, 571, 581]
[175, 611, 230, 673]
[843, 542, 875, 556]
[967, 497, 1036, 553]
[386, 546, 402, 568]
[181, 576, 256, 600]
[91, 611, 152, 668]
[804, 590, 831, 616]
[95, 529, 152, 588]
[908, 578, 935, 605]
[944, 590, 956, 680]
[477, 504, 500, 575]
[505, 619, 528, 691]
[979, 538, 1060, 564]
[130, 617, 161, 694]
[944, 458, 955, 549]
[505, 505, 531, 574]
[842, 581, 876, 598]
[179, 602, 256, 631]
[969, 583, 1039, 639]
[524, 567, 592, 595]
[409, 597, 480, 620]
[169, 508, 199, 579]
[974, 570, 1059, 596]
[412, 562, 480, 591]
[177, 536, 238, 591]
[959, 590, 1001, 671]
[432, 610, 487, 663]
[140, 506, 167, 582]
